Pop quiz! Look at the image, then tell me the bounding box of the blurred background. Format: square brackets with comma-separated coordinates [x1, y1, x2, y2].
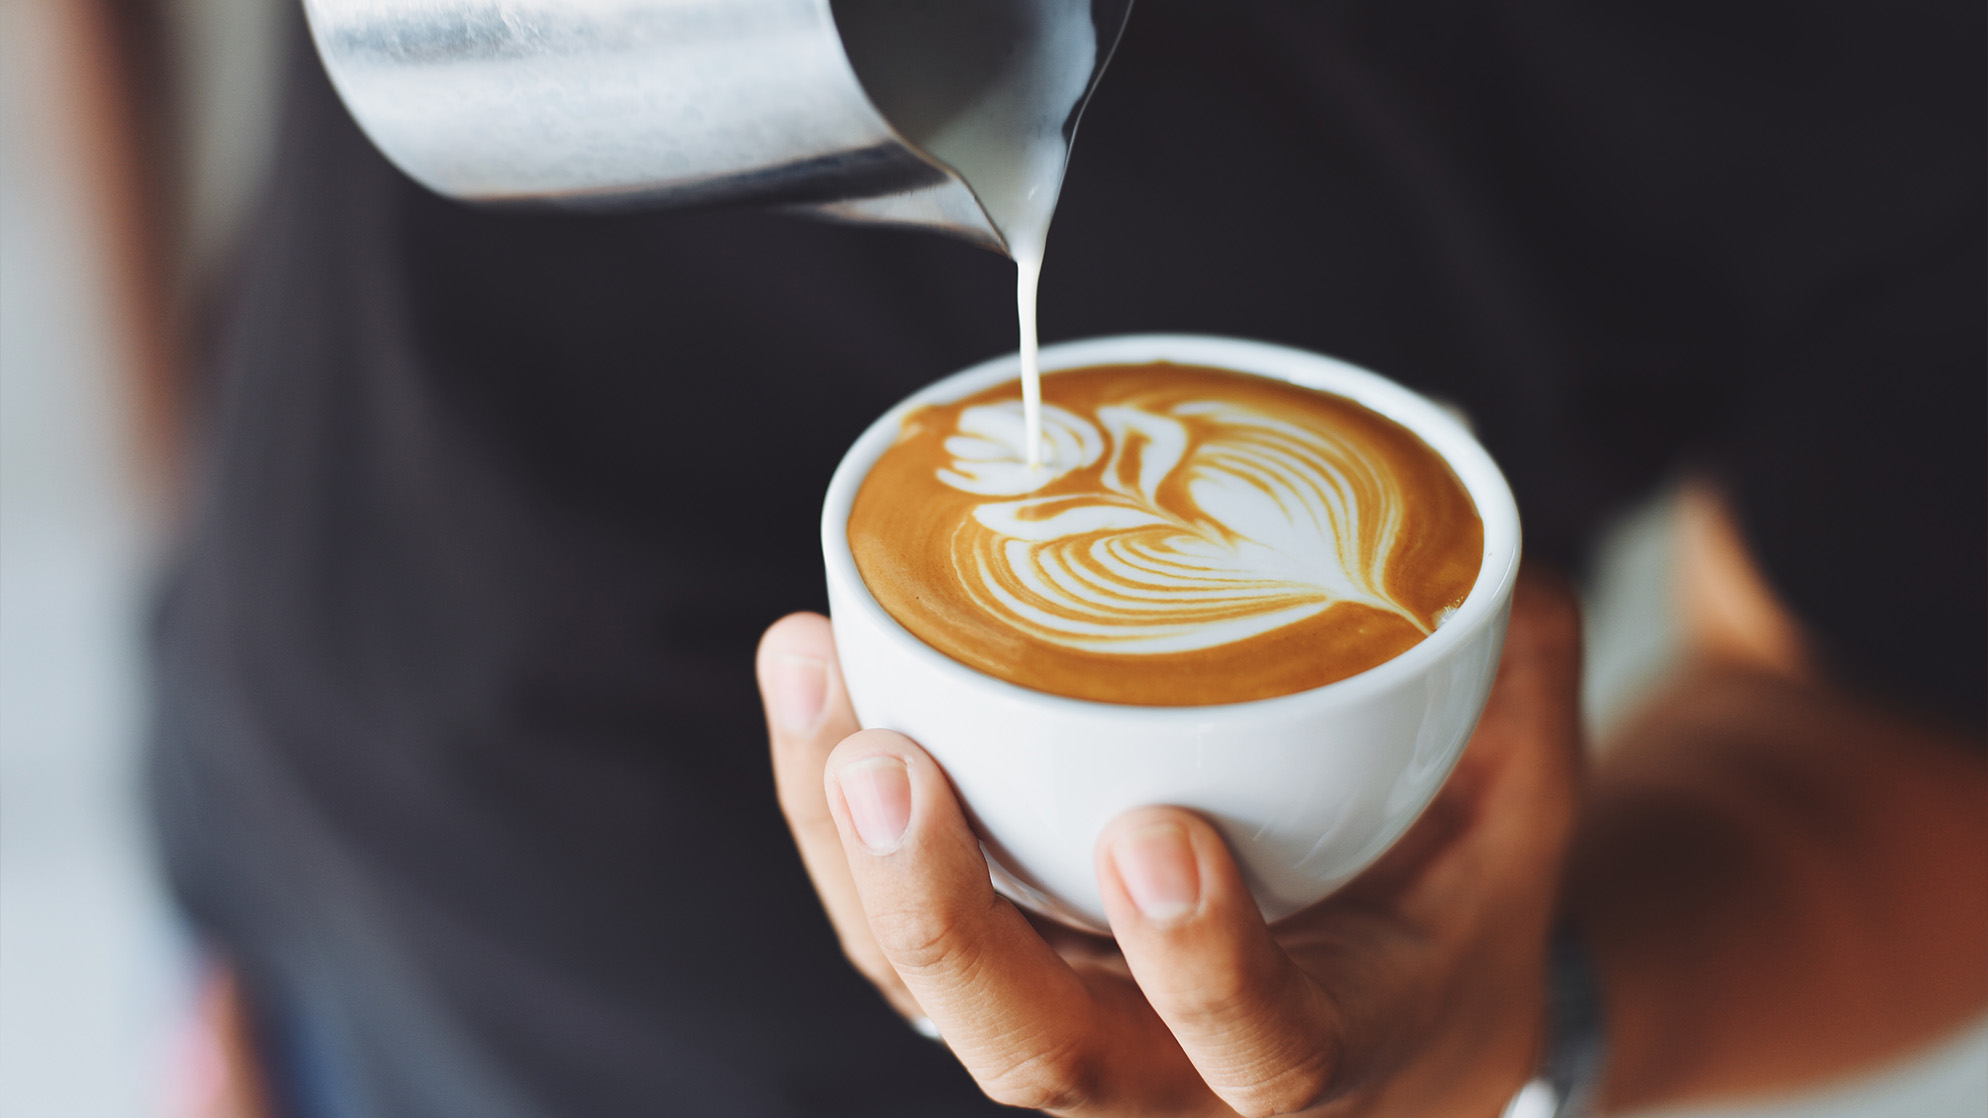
[0, 0, 1981, 1113]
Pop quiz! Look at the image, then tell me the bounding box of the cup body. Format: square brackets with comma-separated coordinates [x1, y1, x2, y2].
[822, 335, 1521, 930]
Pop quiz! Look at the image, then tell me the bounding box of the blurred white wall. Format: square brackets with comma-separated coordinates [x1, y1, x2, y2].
[0, 1, 184, 1114]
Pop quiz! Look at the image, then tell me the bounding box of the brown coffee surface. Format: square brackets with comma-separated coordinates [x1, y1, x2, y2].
[848, 363, 1483, 705]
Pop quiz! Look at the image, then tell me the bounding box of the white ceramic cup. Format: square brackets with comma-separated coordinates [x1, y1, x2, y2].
[822, 334, 1521, 931]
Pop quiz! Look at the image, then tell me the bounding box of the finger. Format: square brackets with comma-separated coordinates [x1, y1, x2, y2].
[1340, 566, 1586, 916]
[826, 731, 1117, 1112]
[1477, 566, 1585, 770]
[1461, 567, 1586, 862]
[757, 614, 911, 1012]
[1097, 806, 1345, 1118]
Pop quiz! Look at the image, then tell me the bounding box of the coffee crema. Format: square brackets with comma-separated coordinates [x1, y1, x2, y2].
[848, 363, 1484, 705]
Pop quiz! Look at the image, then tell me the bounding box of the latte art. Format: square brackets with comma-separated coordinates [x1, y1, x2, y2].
[850, 364, 1484, 705]
[948, 398, 1427, 654]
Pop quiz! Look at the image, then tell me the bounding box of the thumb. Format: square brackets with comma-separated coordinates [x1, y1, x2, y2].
[1098, 807, 1345, 1117]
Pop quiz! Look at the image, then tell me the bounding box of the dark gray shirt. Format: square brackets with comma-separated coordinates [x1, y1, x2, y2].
[150, 2, 1984, 1114]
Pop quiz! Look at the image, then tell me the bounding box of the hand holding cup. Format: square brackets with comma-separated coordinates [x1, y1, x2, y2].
[823, 336, 1521, 928]
[758, 571, 1584, 1116]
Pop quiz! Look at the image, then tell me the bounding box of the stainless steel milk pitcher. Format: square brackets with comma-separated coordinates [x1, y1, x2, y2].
[303, 0, 1132, 253]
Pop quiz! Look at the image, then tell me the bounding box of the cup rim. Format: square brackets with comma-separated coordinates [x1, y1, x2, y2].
[821, 333, 1523, 720]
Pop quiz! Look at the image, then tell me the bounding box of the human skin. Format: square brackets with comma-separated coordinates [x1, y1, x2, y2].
[760, 571, 1584, 1116]
[75, 0, 1981, 1102]
[759, 493, 1988, 1116]
[1566, 488, 1988, 1110]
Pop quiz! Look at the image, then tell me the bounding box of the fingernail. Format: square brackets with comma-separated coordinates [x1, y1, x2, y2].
[767, 652, 827, 734]
[838, 755, 911, 853]
[1111, 822, 1200, 922]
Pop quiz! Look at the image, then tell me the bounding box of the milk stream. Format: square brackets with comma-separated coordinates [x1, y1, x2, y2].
[831, 0, 1101, 467]
[1015, 246, 1046, 465]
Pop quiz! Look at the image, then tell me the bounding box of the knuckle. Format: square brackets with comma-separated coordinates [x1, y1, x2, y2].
[1184, 983, 1347, 1117]
[866, 898, 982, 976]
[1174, 969, 1257, 1022]
[978, 1037, 1099, 1112]
[1220, 1048, 1341, 1117]
[1161, 954, 1277, 1027]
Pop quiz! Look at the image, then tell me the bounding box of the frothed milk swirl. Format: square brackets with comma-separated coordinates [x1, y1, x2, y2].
[849, 364, 1485, 705]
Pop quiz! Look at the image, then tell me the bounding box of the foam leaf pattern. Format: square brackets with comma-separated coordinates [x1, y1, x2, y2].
[936, 395, 1428, 654]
